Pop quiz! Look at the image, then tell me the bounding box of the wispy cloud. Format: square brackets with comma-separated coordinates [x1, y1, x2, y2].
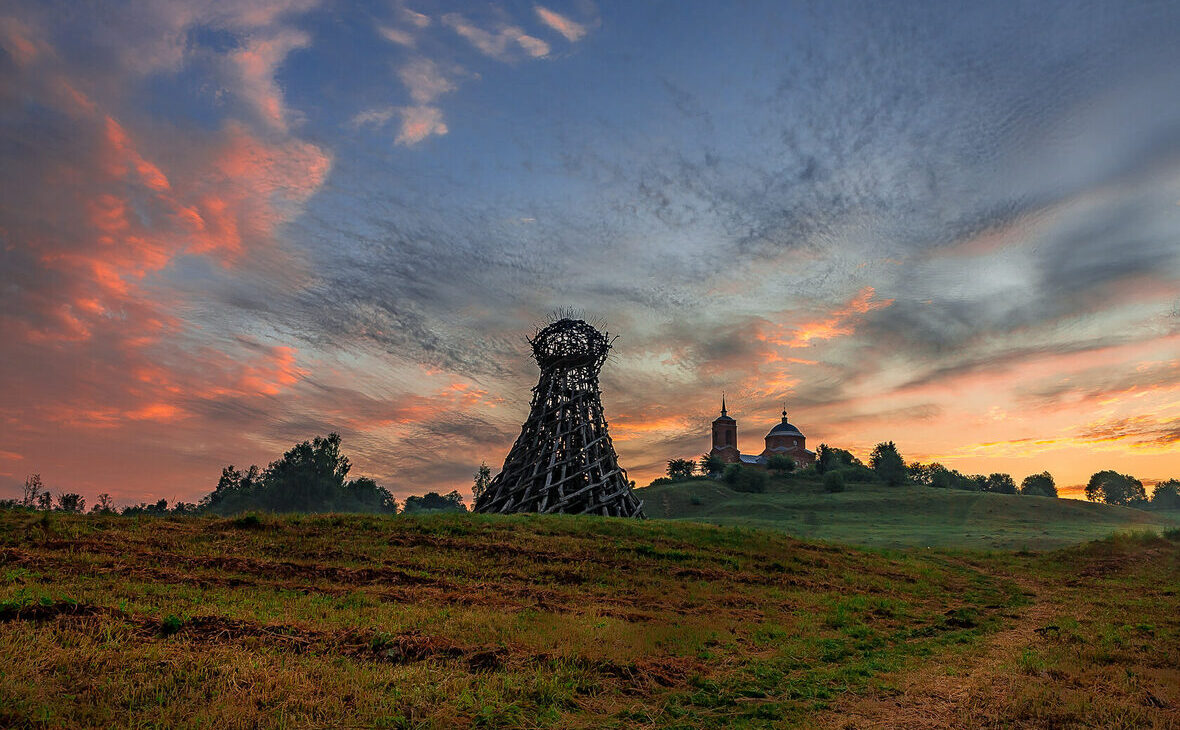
[534, 6, 587, 42]
[441, 13, 549, 61]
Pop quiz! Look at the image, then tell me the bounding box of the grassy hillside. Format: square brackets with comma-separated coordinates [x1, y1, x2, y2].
[1, 510, 1178, 728]
[636, 476, 1178, 550]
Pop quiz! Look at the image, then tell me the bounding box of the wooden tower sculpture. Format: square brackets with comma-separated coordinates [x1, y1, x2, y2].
[474, 317, 645, 518]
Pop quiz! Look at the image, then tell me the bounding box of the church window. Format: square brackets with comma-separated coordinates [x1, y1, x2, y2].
[726, 430, 733, 446]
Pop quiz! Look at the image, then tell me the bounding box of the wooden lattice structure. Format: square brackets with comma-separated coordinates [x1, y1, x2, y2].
[474, 317, 645, 518]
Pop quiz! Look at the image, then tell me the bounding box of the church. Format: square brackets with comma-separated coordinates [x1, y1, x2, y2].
[709, 397, 816, 468]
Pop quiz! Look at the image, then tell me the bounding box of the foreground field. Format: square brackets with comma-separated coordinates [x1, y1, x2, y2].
[637, 478, 1178, 550]
[1, 511, 1178, 728]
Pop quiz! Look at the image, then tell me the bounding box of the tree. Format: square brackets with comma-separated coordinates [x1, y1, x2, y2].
[927, 463, 955, 489]
[722, 464, 769, 493]
[869, 441, 906, 486]
[261, 433, 351, 512]
[55, 493, 86, 513]
[402, 490, 467, 513]
[1085, 470, 1147, 507]
[699, 453, 725, 477]
[823, 470, 846, 493]
[816, 444, 862, 475]
[343, 477, 399, 513]
[983, 473, 1017, 494]
[472, 462, 492, 502]
[1149, 479, 1180, 510]
[666, 459, 696, 480]
[35, 491, 52, 510]
[1020, 472, 1057, 498]
[907, 462, 931, 486]
[201, 434, 397, 515]
[766, 454, 796, 475]
[22, 474, 44, 507]
[122, 499, 170, 516]
[91, 493, 116, 514]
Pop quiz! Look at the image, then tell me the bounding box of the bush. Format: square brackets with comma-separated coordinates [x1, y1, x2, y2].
[823, 471, 846, 493]
[723, 464, 769, 494]
[232, 513, 264, 530]
[766, 455, 796, 475]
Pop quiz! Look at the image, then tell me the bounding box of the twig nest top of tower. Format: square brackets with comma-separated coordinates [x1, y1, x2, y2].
[530, 318, 610, 371]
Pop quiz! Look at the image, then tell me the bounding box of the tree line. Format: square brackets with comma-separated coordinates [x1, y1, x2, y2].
[656, 441, 1180, 509]
[2, 434, 472, 517]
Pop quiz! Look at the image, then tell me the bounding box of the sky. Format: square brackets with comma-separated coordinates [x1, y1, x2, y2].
[1, 0, 1179, 506]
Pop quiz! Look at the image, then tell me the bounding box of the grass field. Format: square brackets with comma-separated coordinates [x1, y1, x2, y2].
[1, 509, 1178, 728]
[636, 477, 1179, 550]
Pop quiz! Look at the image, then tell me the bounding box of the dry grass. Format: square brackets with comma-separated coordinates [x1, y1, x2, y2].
[0, 512, 1176, 728]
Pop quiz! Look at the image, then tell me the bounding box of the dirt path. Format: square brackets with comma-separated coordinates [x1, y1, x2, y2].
[815, 577, 1060, 729]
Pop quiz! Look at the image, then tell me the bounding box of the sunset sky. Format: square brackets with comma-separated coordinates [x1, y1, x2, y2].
[2, 0, 1179, 506]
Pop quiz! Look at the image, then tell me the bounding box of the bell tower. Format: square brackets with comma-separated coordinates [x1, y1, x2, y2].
[710, 395, 740, 463]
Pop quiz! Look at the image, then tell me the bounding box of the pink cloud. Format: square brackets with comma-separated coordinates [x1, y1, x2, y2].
[534, 6, 587, 42]
[228, 29, 310, 132]
[442, 13, 550, 61]
[396, 105, 448, 145]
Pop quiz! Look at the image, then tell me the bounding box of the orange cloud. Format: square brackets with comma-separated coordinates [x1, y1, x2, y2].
[766, 287, 894, 348]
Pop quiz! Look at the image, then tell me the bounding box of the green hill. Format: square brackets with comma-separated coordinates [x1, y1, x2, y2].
[636, 476, 1178, 550]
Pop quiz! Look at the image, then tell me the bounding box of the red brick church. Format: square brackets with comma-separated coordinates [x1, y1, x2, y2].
[710, 397, 816, 468]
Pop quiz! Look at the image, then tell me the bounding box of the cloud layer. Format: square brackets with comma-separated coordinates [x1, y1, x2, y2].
[1, 0, 1178, 505]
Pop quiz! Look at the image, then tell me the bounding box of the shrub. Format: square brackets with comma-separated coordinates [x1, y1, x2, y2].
[823, 471, 846, 493]
[766, 455, 796, 475]
[232, 513, 263, 530]
[160, 614, 184, 636]
[723, 464, 769, 494]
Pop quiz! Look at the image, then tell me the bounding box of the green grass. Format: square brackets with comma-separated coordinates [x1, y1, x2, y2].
[636, 476, 1178, 550]
[1, 510, 1177, 728]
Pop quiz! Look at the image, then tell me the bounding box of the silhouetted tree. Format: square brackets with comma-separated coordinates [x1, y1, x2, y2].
[699, 453, 725, 477]
[343, 477, 398, 513]
[402, 490, 467, 513]
[816, 444, 863, 475]
[869, 442, 906, 486]
[122, 499, 170, 516]
[22, 474, 44, 507]
[1020, 472, 1057, 498]
[1085, 470, 1147, 507]
[766, 454, 795, 474]
[91, 493, 116, 514]
[983, 473, 1017, 494]
[55, 493, 86, 513]
[472, 462, 492, 502]
[1149, 479, 1180, 510]
[666, 459, 696, 480]
[35, 491, 52, 510]
[200, 434, 396, 515]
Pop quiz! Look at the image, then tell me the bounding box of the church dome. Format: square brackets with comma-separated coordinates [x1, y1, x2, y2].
[766, 411, 803, 438]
